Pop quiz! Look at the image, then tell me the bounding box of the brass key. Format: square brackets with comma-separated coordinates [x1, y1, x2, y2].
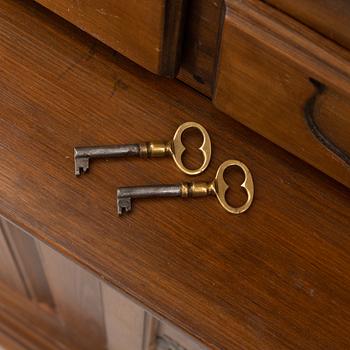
[117, 160, 254, 215]
[74, 122, 211, 176]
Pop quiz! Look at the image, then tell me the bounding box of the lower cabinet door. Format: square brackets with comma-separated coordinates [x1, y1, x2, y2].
[0, 216, 207, 350]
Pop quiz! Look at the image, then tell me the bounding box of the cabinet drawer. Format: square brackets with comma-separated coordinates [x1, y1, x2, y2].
[33, 0, 185, 76]
[213, 0, 350, 188]
[264, 0, 350, 50]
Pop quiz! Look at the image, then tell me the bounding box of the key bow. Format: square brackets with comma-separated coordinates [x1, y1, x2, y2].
[212, 160, 254, 214]
[171, 121, 211, 175]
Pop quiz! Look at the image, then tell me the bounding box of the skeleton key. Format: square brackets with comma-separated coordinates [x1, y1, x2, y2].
[74, 122, 211, 176]
[117, 160, 254, 215]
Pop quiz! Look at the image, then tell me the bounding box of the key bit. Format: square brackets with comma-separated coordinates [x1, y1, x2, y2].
[74, 154, 90, 176]
[74, 122, 211, 176]
[117, 197, 132, 215]
[116, 160, 254, 215]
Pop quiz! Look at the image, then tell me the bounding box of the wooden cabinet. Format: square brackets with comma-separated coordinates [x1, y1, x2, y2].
[213, 0, 350, 188]
[1, 0, 350, 349]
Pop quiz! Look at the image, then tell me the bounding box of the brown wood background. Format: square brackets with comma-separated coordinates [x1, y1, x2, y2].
[0, 0, 350, 349]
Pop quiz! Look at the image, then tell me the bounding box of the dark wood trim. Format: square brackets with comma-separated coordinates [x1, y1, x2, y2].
[160, 0, 187, 77]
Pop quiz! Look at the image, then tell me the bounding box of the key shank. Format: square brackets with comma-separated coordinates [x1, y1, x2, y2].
[116, 182, 214, 215]
[74, 142, 171, 175]
[74, 144, 140, 175]
[117, 184, 182, 215]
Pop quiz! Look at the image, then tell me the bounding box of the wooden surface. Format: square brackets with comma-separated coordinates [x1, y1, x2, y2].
[214, 0, 350, 188]
[264, 0, 350, 50]
[32, 0, 185, 76]
[1, 1, 350, 349]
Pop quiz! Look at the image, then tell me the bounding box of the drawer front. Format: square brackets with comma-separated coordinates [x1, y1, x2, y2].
[264, 0, 350, 50]
[213, 0, 350, 188]
[33, 0, 185, 76]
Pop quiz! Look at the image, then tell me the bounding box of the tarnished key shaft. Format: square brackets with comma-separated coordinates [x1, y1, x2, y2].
[117, 182, 213, 215]
[74, 142, 170, 176]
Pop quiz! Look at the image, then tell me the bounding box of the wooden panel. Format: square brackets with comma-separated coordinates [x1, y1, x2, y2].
[0, 1, 350, 349]
[102, 283, 149, 350]
[33, 0, 185, 76]
[214, 0, 350, 188]
[264, 0, 350, 50]
[0, 219, 27, 297]
[0, 332, 27, 350]
[37, 242, 107, 350]
[143, 313, 159, 350]
[0, 281, 73, 350]
[1, 217, 54, 308]
[177, 0, 224, 96]
[157, 322, 208, 350]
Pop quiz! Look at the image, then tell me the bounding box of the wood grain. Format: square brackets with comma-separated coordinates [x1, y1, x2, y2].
[33, 0, 185, 76]
[177, 0, 224, 96]
[214, 0, 350, 188]
[264, 0, 350, 50]
[0, 1, 350, 349]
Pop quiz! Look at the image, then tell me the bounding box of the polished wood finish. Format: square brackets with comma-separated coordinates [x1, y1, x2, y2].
[33, 0, 185, 76]
[214, 0, 350, 188]
[1, 1, 350, 349]
[264, 0, 350, 50]
[177, 0, 224, 96]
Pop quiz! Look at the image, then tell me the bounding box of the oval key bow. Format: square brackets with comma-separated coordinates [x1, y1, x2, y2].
[211, 160, 254, 214]
[170, 121, 211, 175]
